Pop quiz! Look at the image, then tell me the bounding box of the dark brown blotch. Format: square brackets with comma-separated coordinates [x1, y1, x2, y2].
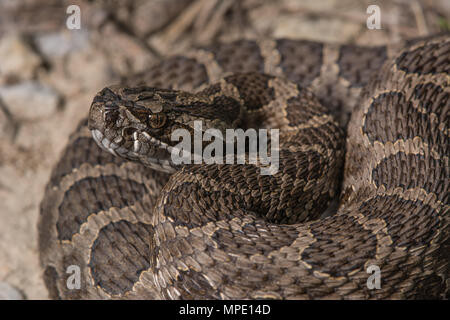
[161, 179, 248, 229]
[337, 45, 387, 87]
[207, 40, 265, 74]
[395, 40, 450, 75]
[89, 220, 153, 296]
[372, 152, 447, 202]
[358, 195, 441, 249]
[301, 215, 378, 277]
[223, 73, 275, 111]
[362, 91, 446, 148]
[49, 136, 124, 187]
[412, 82, 449, 123]
[276, 39, 323, 87]
[57, 176, 147, 240]
[128, 56, 209, 90]
[174, 96, 242, 125]
[284, 90, 328, 127]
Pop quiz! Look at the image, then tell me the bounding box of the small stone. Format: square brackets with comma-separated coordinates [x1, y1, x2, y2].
[0, 282, 23, 300]
[0, 100, 18, 140]
[0, 105, 9, 134]
[0, 34, 42, 83]
[0, 81, 60, 121]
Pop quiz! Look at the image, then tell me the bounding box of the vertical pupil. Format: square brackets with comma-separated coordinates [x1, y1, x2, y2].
[150, 114, 166, 128]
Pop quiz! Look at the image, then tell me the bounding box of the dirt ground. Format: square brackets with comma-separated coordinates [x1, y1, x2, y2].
[0, 0, 448, 300]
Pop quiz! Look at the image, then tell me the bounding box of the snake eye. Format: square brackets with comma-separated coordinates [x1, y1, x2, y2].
[148, 113, 167, 129]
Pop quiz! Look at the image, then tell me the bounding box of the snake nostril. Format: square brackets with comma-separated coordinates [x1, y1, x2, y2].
[103, 110, 119, 125]
[122, 127, 138, 139]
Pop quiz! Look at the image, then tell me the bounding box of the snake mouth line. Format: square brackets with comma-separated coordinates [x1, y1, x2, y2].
[92, 129, 178, 155]
[92, 129, 121, 156]
[91, 129, 177, 172]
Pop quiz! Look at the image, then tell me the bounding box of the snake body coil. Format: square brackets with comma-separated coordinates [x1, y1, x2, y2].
[39, 35, 449, 299]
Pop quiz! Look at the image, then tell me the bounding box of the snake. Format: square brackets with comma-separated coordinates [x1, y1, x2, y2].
[38, 34, 449, 299]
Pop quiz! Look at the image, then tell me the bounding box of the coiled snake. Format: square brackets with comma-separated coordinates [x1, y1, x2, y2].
[38, 35, 449, 299]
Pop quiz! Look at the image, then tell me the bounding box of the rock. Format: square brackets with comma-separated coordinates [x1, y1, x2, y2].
[37, 43, 115, 99]
[65, 46, 116, 95]
[0, 34, 42, 84]
[0, 282, 23, 300]
[0, 0, 65, 34]
[0, 81, 60, 121]
[95, 24, 154, 76]
[94, 0, 190, 37]
[273, 15, 360, 42]
[132, 0, 191, 37]
[35, 30, 89, 58]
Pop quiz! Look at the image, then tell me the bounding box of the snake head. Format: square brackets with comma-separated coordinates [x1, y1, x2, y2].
[88, 85, 189, 173]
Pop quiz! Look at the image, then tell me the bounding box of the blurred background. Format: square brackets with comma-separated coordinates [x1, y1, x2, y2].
[0, 0, 449, 299]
